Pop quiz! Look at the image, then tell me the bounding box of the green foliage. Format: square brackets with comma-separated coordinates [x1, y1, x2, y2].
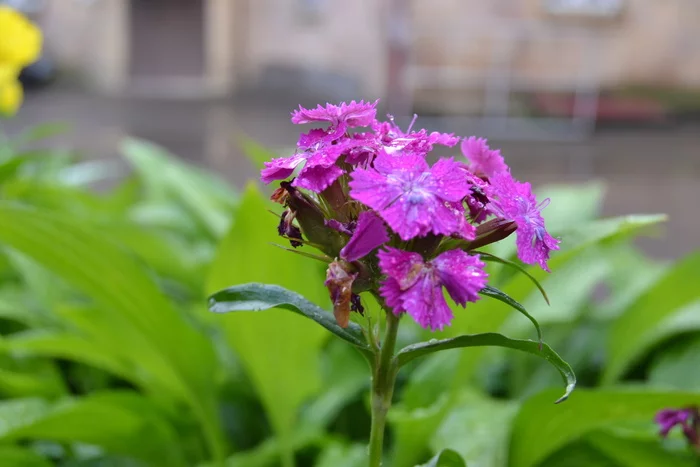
[0, 129, 694, 467]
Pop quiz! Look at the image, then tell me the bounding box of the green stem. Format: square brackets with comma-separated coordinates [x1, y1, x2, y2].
[369, 310, 400, 467]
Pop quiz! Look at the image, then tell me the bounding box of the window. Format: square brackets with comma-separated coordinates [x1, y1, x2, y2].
[543, 0, 623, 17]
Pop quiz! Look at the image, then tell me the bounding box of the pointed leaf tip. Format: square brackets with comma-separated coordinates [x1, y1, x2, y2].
[396, 332, 575, 403]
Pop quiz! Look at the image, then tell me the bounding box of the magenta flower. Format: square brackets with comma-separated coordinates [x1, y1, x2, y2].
[373, 116, 459, 156]
[463, 172, 492, 224]
[487, 172, 560, 271]
[340, 211, 390, 262]
[261, 137, 351, 192]
[378, 248, 487, 331]
[460, 137, 509, 179]
[349, 152, 473, 241]
[291, 100, 378, 138]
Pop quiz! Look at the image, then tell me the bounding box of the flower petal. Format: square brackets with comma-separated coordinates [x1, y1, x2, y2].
[400, 272, 454, 331]
[340, 211, 390, 262]
[433, 250, 487, 306]
[460, 136, 509, 178]
[260, 154, 306, 184]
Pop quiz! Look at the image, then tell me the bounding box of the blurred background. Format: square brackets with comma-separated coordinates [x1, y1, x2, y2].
[6, 0, 700, 259]
[1, 1, 700, 466]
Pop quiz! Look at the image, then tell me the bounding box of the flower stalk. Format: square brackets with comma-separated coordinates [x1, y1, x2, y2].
[369, 310, 400, 467]
[251, 99, 566, 464]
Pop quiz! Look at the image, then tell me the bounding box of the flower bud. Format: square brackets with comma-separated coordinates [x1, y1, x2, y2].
[280, 181, 345, 256]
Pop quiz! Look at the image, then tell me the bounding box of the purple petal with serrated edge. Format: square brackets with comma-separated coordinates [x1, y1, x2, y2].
[350, 153, 471, 241]
[433, 250, 487, 306]
[488, 172, 560, 271]
[291, 100, 378, 128]
[377, 247, 424, 290]
[400, 273, 454, 331]
[292, 164, 345, 192]
[260, 154, 306, 184]
[428, 158, 472, 202]
[461, 136, 509, 178]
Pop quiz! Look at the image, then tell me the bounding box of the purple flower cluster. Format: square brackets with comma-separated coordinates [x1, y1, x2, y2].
[263, 100, 560, 330]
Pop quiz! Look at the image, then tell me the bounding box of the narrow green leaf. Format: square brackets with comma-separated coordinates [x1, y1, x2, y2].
[396, 333, 575, 403]
[476, 251, 549, 304]
[0, 393, 186, 466]
[4, 330, 138, 385]
[508, 389, 700, 467]
[418, 449, 467, 467]
[479, 286, 543, 344]
[603, 252, 700, 383]
[209, 283, 371, 355]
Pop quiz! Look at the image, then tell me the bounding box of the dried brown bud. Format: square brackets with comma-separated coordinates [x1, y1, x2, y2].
[277, 209, 303, 248]
[324, 260, 357, 328]
[270, 185, 290, 205]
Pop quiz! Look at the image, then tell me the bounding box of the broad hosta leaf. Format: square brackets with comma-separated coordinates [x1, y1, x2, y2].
[397, 333, 575, 402]
[0, 392, 185, 466]
[648, 337, 700, 390]
[390, 394, 452, 467]
[206, 183, 328, 463]
[585, 428, 695, 467]
[315, 442, 367, 467]
[209, 283, 370, 354]
[122, 138, 236, 239]
[204, 429, 324, 467]
[300, 340, 369, 429]
[603, 253, 700, 383]
[430, 391, 516, 467]
[0, 446, 53, 467]
[0, 204, 223, 459]
[508, 388, 700, 467]
[418, 449, 467, 467]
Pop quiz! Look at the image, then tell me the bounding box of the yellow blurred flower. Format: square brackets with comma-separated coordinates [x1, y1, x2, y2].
[0, 5, 43, 68]
[0, 63, 20, 83]
[0, 79, 22, 116]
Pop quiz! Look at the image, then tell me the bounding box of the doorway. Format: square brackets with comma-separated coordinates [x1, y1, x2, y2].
[129, 0, 205, 89]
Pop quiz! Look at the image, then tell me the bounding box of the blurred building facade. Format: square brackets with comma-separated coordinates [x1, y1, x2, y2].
[39, 0, 700, 102]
